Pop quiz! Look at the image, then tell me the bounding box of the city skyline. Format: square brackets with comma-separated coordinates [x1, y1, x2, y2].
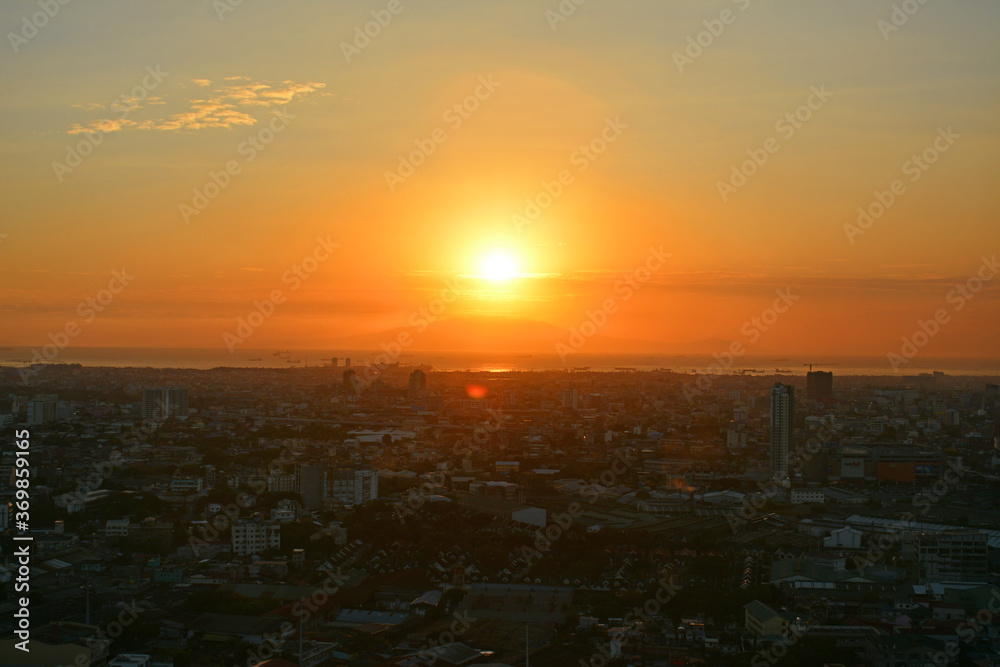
[4, 3, 1000, 664]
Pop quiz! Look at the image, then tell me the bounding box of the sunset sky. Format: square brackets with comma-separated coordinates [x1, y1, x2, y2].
[1, 1, 998, 358]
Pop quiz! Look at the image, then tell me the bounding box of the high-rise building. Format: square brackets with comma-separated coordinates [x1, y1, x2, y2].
[917, 531, 988, 583]
[770, 383, 795, 485]
[342, 369, 358, 394]
[562, 387, 579, 410]
[806, 371, 833, 400]
[168, 388, 189, 416]
[295, 464, 328, 510]
[267, 473, 295, 493]
[142, 388, 189, 421]
[408, 369, 427, 399]
[27, 395, 58, 425]
[328, 466, 378, 506]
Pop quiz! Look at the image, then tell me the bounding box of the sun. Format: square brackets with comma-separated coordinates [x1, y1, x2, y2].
[480, 251, 519, 281]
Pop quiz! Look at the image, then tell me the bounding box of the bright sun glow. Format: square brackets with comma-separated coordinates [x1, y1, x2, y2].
[480, 252, 519, 281]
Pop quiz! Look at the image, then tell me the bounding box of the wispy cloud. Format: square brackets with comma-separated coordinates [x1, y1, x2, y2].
[66, 117, 134, 135]
[65, 77, 325, 134]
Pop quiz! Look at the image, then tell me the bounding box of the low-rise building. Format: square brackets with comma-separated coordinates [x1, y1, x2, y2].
[791, 488, 825, 504]
[104, 518, 130, 538]
[232, 517, 281, 556]
[824, 526, 863, 549]
[744, 600, 797, 638]
[171, 476, 203, 494]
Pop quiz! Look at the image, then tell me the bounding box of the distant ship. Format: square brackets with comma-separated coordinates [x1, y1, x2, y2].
[249, 357, 262, 361]
[573, 366, 591, 371]
[287, 358, 301, 364]
[775, 368, 792, 373]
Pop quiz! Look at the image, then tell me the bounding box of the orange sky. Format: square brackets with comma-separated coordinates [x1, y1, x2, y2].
[1, 1, 999, 358]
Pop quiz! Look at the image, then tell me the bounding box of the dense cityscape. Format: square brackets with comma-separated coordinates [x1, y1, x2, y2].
[3, 1, 998, 665]
[2, 361, 999, 666]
